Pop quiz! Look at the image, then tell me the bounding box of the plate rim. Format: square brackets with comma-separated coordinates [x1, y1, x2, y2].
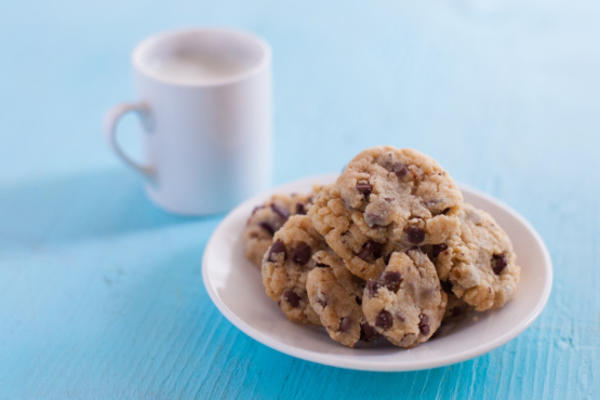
[202, 173, 553, 371]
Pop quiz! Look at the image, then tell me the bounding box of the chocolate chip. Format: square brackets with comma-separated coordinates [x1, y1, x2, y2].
[315, 263, 329, 268]
[392, 162, 408, 178]
[366, 279, 382, 296]
[375, 310, 393, 330]
[357, 240, 383, 261]
[441, 207, 451, 215]
[431, 243, 448, 258]
[267, 239, 286, 262]
[492, 253, 507, 274]
[339, 316, 353, 333]
[418, 313, 430, 335]
[316, 294, 328, 308]
[291, 242, 311, 265]
[358, 243, 372, 261]
[440, 280, 453, 293]
[384, 253, 392, 265]
[283, 290, 300, 308]
[372, 242, 383, 258]
[295, 203, 306, 215]
[355, 181, 372, 196]
[355, 296, 362, 305]
[383, 271, 403, 292]
[360, 322, 377, 341]
[270, 203, 290, 221]
[405, 226, 425, 244]
[259, 221, 275, 236]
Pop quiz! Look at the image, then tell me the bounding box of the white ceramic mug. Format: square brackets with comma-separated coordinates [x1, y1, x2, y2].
[105, 28, 272, 215]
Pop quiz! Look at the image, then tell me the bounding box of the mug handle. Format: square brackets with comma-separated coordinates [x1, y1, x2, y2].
[104, 102, 155, 179]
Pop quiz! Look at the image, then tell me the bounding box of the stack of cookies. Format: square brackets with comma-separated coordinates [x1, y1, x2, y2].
[243, 146, 520, 348]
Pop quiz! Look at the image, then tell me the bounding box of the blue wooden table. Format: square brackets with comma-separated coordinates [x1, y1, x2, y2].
[1, 1, 599, 399]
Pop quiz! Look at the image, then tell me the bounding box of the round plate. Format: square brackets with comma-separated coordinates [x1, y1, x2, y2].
[202, 174, 552, 371]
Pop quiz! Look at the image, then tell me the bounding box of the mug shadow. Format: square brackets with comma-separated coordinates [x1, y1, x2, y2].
[0, 168, 220, 251]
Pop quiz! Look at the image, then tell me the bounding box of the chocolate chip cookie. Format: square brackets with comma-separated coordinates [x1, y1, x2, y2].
[337, 146, 462, 247]
[244, 193, 311, 267]
[309, 184, 390, 280]
[306, 262, 363, 347]
[261, 215, 325, 325]
[362, 249, 447, 347]
[306, 249, 379, 347]
[435, 203, 520, 311]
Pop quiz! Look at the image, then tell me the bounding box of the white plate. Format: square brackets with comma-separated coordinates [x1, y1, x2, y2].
[202, 174, 552, 371]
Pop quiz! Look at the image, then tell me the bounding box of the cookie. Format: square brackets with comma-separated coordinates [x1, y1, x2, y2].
[308, 184, 389, 280]
[309, 146, 463, 280]
[306, 262, 363, 347]
[311, 250, 365, 303]
[244, 193, 311, 267]
[362, 249, 447, 347]
[337, 146, 462, 247]
[261, 215, 325, 325]
[433, 203, 520, 311]
[307, 251, 380, 346]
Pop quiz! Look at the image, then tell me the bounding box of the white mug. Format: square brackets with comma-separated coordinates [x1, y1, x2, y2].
[105, 28, 272, 215]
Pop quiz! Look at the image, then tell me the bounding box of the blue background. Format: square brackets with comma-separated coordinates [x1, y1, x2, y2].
[1, 1, 599, 399]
